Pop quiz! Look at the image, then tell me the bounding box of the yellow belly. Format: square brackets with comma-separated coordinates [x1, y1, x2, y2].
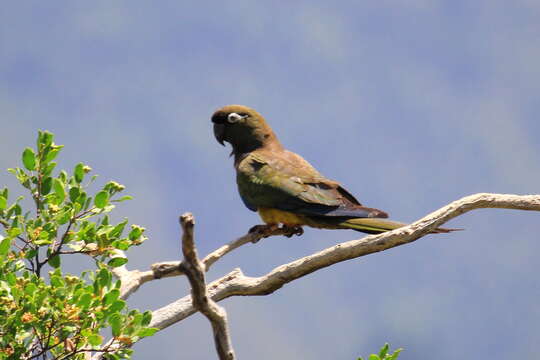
[257, 207, 307, 226]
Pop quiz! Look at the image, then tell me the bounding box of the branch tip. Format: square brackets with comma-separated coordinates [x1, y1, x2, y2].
[180, 212, 195, 227]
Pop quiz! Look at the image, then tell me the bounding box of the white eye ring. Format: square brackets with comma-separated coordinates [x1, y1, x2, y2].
[227, 112, 245, 123]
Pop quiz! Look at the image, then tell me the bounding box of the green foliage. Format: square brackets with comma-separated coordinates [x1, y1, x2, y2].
[0, 131, 155, 359]
[357, 343, 402, 360]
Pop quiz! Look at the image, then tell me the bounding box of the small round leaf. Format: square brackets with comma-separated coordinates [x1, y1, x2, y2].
[74, 163, 84, 183]
[53, 178, 66, 204]
[0, 237, 11, 256]
[87, 333, 103, 346]
[108, 257, 128, 268]
[94, 191, 109, 209]
[137, 328, 158, 338]
[22, 148, 36, 171]
[48, 254, 61, 268]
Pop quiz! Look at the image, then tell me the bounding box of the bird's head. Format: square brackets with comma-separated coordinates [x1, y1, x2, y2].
[211, 105, 281, 155]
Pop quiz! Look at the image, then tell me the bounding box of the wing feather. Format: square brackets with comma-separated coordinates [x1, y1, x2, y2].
[236, 150, 387, 218]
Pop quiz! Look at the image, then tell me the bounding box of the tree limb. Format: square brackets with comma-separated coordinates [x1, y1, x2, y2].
[114, 224, 294, 299]
[148, 193, 540, 330]
[178, 213, 235, 360]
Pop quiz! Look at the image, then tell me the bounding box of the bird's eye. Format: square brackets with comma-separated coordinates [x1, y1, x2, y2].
[227, 112, 245, 123]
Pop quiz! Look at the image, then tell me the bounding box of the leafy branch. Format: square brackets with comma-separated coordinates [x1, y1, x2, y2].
[0, 131, 154, 360]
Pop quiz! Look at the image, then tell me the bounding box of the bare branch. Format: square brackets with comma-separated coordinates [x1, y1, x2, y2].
[115, 225, 293, 299]
[178, 213, 235, 360]
[148, 193, 540, 331]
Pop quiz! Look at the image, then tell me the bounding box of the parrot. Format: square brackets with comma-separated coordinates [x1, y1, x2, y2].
[211, 104, 454, 236]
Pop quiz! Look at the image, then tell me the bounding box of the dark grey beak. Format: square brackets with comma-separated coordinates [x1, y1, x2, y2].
[213, 123, 226, 146]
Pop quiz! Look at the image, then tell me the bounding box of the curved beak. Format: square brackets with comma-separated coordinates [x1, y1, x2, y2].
[213, 123, 226, 146]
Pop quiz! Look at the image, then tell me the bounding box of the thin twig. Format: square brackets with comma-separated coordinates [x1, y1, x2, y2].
[178, 213, 235, 360]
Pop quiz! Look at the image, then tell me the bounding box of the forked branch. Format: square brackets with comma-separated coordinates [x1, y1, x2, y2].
[178, 213, 235, 360]
[115, 223, 295, 299]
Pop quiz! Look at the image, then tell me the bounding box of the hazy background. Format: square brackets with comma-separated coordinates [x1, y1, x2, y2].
[1, 1, 539, 359]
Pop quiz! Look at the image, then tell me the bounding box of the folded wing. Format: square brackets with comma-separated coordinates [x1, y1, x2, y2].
[236, 149, 388, 219]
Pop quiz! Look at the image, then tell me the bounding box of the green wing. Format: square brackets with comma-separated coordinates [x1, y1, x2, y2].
[236, 150, 387, 218]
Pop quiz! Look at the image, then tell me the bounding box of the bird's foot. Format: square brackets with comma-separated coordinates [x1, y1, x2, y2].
[248, 224, 303, 241]
[249, 224, 280, 242]
[281, 225, 304, 238]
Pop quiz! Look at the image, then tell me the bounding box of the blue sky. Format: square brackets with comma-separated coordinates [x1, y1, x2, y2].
[1, 2, 540, 359]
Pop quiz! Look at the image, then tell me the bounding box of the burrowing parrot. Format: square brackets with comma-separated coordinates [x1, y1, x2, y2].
[212, 105, 453, 236]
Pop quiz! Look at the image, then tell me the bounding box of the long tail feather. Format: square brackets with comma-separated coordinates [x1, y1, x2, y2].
[341, 218, 407, 234]
[314, 217, 460, 234]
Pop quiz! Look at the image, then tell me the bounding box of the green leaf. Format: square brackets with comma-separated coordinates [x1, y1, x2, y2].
[94, 191, 109, 209]
[12, 203, 22, 216]
[87, 333, 103, 346]
[84, 196, 93, 211]
[128, 226, 144, 241]
[137, 328, 158, 338]
[22, 147, 36, 171]
[37, 230, 50, 241]
[25, 248, 38, 259]
[103, 289, 120, 305]
[141, 311, 152, 326]
[388, 349, 402, 360]
[44, 146, 62, 163]
[78, 293, 93, 308]
[41, 177, 53, 195]
[108, 299, 126, 312]
[34, 238, 52, 246]
[38, 130, 54, 149]
[74, 163, 84, 183]
[48, 254, 61, 268]
[69, 187, 80, 203]
[379, 343, 389, 358]
[56, 209, 72, 225]
[53, 178, 66, 204]
[108, 257, 128, 268]
[111, 239, 130, 251]
[50, 276, 63, 288]
[0, 196, 6, 210]
[59, 170, 68, 183]
[112, 195, 133, 203]
[0, 237, 11, 256]
[6, 272, 16, 286]
[43, 162, 57, 177]
[24, 282, 37, 296]
[76, 191, 87, 207]
[97, 268, 112, 288]
[8, 227, 22, 237]
[368, 355, 380, 360]
[109, 313, 122, 337]
[110, 219, 128, 238]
